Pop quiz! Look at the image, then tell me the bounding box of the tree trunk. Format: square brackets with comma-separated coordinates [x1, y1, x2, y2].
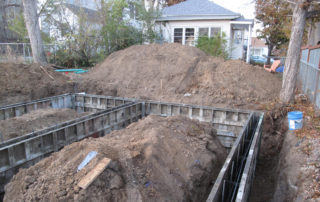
[22, 0, 47, 65]
[267, 43, 273, 65]
[280, 0, 308, 103]
[0, 0, 8, 42]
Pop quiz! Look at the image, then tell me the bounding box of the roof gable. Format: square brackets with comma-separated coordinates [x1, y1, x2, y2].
[159, 0, 240, 21]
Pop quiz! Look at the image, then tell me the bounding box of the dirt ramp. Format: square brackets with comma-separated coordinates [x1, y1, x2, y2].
[4, 115, 227, 202]
[0, 63, 74, 105]
[80, 43, 282, 106]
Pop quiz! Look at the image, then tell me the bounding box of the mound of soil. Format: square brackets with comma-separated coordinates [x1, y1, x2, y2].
[4, 115, 227, 202]
[80, 43, 282, 107]
[0, 108, 89, 143]
[0, 63, 74, 105]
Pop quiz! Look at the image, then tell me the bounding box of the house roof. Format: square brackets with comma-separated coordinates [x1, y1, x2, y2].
[232, 16, 253, 22]
[157, 0, 241, 21]
[251, 37, 267, 48]
[64, 3, 99, 22]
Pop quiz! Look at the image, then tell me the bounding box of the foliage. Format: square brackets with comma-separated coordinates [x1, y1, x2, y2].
[50, 0, 160, 67]
[8, 13, 28, 42]
[8, 10, 55, 44]
[50, 7, 104, 67]
[10, 0, 160, 67]
[255, 0, 291, 60]
[133, 0, 161, 43]
[196, 32, 229, 59]
[165, 0, 185, 6]
[100, 0, 143, 55]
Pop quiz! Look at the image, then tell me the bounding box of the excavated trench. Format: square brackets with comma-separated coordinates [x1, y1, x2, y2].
[0, 93, 264, 201]
[249, 105, 290, 202]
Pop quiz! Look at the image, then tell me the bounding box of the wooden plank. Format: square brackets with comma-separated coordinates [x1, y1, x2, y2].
[78, 157, 111, 189]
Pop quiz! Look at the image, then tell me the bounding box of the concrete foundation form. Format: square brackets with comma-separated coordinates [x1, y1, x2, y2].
[0, 93, 264, 202]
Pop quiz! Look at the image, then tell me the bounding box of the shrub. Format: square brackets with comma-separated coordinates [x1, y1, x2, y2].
[196, 32, 229, 59]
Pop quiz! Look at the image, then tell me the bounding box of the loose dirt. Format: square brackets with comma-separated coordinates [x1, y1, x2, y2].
[272, 102, 320, 202]
[4, 115, 227, 202]
[80, 43, 282, 107]
[0, 44, 290, 201]
[0, 108, 88, 143]
[0, 63, 74, 105]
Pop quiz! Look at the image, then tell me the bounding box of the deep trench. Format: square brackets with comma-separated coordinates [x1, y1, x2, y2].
[248, 115, 288, 202]
[249, 151, 281, 201]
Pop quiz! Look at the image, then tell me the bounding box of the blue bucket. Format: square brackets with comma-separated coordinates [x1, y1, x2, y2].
[288, 111, 303, 130]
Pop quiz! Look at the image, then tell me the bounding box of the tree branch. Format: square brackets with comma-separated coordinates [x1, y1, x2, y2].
[307, 10, 320, 17]
[37, 0, 52, 17]
[0, 4, 21, 8]
[285, 0, 296, 5]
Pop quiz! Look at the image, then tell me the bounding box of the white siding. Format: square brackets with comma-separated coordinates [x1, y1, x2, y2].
[161, 20, 231, 45]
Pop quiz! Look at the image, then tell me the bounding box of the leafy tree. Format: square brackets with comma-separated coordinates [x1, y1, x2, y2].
[280, 0, 320, 103]
[133, 0, 161, 42]
[196, 32, 229, 59]
[255, 0, 291, 64]
[100, 0, 143, 54]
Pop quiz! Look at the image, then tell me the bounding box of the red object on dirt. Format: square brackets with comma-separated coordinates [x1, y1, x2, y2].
[90, 132, 99, 138]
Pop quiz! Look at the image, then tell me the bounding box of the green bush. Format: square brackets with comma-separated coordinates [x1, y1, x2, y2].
[196, 32, 229, 59]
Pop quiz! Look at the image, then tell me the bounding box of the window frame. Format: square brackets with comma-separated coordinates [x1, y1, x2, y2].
[173, 28, 183, 44]
[184, 28, 195, 46]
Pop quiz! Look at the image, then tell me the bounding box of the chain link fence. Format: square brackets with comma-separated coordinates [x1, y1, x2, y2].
[299, 46, 320, 108]
[0, 43, 61, 64]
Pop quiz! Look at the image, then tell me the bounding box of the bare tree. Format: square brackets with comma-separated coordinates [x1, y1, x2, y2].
[280, 0, 320, 103]
[22, 0, 47, 65]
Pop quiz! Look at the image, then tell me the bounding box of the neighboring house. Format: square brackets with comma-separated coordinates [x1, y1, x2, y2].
[251, 37, 268, 57]
[39, 0, 102, 41]
[41, 0, 144, 40]
[156, 0, 254, 62]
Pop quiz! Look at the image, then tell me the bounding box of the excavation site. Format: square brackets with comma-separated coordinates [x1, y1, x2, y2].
[0, 44, 313, 202]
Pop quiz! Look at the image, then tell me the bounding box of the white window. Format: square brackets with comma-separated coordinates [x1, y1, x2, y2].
[199, 28, 209, 38]
[198, 27, 221, 38]
[174, 28, 183, 44]
[185, 28, 195, 46]
[233, 30, 243, 44]
[210, 27, 221, 37]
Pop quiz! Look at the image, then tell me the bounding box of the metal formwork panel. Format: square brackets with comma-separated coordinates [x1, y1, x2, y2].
[206, 112, 263, 202]
[144, 101, 251, 149]
[0, 94, 73, 120]
[0, 102, 142, 192]
[236, 112, 264, 202]
[73, 94, 135, 112]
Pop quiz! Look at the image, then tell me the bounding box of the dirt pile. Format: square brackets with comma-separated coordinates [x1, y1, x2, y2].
[0, 108, 88, 143]
[4, 115, 227, 202]
[80, 43, 282, 107]
[0, 63, 74, 105]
